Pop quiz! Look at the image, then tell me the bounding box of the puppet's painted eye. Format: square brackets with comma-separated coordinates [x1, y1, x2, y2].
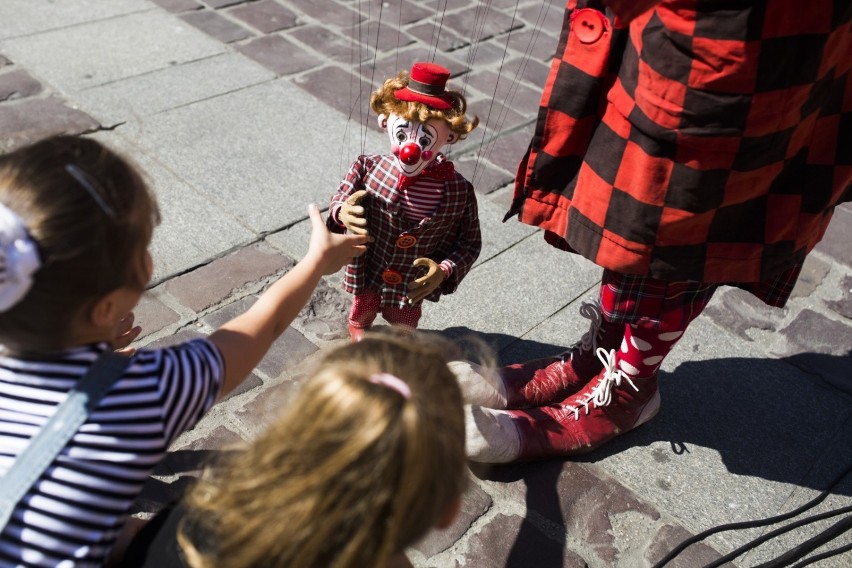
[396, 131, 407, 143]
[418, 136, 432, 148]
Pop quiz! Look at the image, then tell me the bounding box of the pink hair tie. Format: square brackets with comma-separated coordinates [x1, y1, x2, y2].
[369, 373, 411, 399]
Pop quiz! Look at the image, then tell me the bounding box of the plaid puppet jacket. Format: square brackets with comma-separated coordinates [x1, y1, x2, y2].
[508, 0, 851, 283]
[328, 154, 482, 308]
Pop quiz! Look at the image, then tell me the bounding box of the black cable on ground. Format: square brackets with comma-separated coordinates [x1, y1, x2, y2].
[788, 541, 852, 568]
[752, 512, 852, 567]
[702, 505, 852, 568]
[651, 462, 852, 568]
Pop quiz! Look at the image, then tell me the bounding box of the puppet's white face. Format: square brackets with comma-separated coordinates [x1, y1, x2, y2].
[382, 113, 457, 177]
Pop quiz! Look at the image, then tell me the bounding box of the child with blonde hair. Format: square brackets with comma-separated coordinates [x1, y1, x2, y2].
[0, 135, 368, 566]
[126, 333, 467, 568]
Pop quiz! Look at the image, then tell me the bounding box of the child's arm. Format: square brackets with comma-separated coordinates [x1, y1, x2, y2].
[208, 204, 368, 398]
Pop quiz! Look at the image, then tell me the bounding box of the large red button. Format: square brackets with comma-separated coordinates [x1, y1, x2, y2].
[382, 268, 403, 285]
[572, 8, 606, 44]
[396, 233, 417, 249]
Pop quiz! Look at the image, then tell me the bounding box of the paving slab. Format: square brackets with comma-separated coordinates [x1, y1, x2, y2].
[91, 130, 257, 282]
[0, 9, 225, 92]
[77, 52, 274, 124]
[0, 0, 148, 40]
[419, 231, 602, 350]
[125, 78, 386, 235]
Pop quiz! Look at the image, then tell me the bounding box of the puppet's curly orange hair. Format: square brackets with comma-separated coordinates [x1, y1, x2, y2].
[370, 71, 479, 140]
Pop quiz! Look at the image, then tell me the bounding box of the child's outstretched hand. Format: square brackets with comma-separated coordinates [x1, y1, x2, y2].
[306, 204, 369, 274]
[113, 311, 142, 355]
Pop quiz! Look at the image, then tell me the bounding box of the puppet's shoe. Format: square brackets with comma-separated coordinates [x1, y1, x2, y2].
[511, 348, 660, 462]
[348, 324, 369, 342]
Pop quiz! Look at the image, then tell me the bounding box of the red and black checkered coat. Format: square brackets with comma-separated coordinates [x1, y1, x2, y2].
[328, 154, 481, 307]
[509, 0, 851, 284]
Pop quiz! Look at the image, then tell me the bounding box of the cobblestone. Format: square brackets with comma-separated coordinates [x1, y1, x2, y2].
[181, 10, 254, 43]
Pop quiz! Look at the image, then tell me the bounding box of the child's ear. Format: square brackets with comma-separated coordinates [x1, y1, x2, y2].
[88, 290, 121, 329]
[436, 495, 461, 529]
[378, 114, 388, 130]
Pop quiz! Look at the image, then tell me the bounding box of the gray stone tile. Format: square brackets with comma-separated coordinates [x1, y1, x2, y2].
[703, 287, 787, 341]
[454, 155, 515, 196]
[0, 10, 225, 91]
[451, 512, 587, 568]
[826, 274, 852, 319]
[441, 6, 523, 41]
[77, 53, 274, 124]
[412, 480, 492, 557]
[340, 20, 415, 53]
[790, 254, 831, 299]
[126, 79, 384, 235]
[164, 243, 294, 313]
[90, 130, 257, 282]
[407, 21, 470, 53]
[419, 232, 601, 350]
[134, 292, 182, 340]
[0, 0, 147, 40]
[815, 204, 852, 269]
[778, 308, 852, 357]
[144, 327, 204, 349]
[0, 97, 100, 153]
[292, 64, 376, 120]
[280, 0, 363, 26]
[229, 0, 298, 34]
[0, 69, 43, 101]
[150, 0, 202, 13]
[287, 25, 372, 65]
[203, 0, 246, 9]
[180, 9, 253, 43]
[234, 374, 310, 435]
[237, 34, 323, 76]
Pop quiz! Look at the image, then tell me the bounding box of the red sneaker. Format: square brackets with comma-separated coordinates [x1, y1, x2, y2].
[512, 348, 660, 460]
[502, 301, 623, 408]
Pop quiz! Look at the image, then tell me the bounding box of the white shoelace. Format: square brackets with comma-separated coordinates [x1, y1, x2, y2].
[566, 347, 638, 420]
[560, 300, 605, 363]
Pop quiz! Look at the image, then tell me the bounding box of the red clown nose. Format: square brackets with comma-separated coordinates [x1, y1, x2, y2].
[399, 142, 421, 165]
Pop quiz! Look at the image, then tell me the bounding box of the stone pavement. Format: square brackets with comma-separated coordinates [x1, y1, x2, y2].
[1, 1, 851, 566]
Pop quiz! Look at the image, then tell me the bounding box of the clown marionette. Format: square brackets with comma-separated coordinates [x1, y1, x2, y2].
[328, 62, 481, 341]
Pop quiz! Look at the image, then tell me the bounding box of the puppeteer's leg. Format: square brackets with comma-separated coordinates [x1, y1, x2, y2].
[465, 274, 717, 463]
[453, 292, 622, 410]
[348, 290, 381, 342]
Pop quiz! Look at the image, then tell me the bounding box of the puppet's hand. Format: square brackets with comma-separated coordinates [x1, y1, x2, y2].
[408, 258, 446, 304]
[339, 190, 369, 236]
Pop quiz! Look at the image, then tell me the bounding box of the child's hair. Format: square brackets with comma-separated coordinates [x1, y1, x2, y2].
[370, 71, 479, 139]
[180, 333, 467, 568]
[0, 135, 160, 351]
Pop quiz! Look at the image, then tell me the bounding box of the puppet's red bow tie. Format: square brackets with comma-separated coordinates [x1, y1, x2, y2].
[399, 161, 455, 190]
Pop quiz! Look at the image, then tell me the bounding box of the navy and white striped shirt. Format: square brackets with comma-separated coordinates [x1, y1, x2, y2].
[0, 338, 223, 567]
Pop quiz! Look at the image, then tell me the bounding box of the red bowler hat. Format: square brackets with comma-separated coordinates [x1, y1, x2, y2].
[394, 62, 455, 110]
